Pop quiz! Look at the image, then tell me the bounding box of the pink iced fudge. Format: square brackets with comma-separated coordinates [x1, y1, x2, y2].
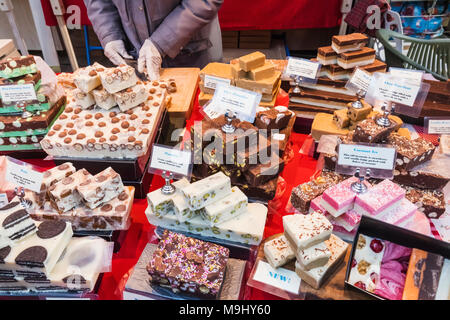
[311, 196, 361, 232]
[377, 198, 417, 226]
[354, 180, 405, 216]
[321, 177, 368, 218]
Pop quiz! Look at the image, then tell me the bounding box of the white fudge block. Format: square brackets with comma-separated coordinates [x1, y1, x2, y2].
[202, 186, 248, 226]
[296, 242, 331, 271]
[73, 65, 103, 93]
[35, 163, 76, 207]
[113, 83, 149, 112]
[263, 235, 295, 269]
[73, 89, 95, 110]
[147, 179, 190, 218]
[283, 212, 333, 250]
[0, 199, 36, 243]
[1, 221, 73, 276]
[181, 172, 232, 210]
[100, 65, 138, 94]
[146, 203, 268, 246]
[77, 167, 124, 209]
[92, 87, 117, 110]
[294, 234, 348, 289]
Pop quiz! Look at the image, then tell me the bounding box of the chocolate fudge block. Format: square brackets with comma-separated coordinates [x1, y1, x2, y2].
[235, 176, 279, 201]
[291, 171, 344, 213]
[0, 55, 37, 79]
[254, 106, 294, 131]
[393, 168, 449, 190]
[333, 108, 350, 128]
[388, 133, 436, 171]
[219, 166, 243, 185]
[290, 86, 357, 109]
[234, 134, 271, 172]
[352, 117, 397, 143]
[147, 230, 229, 299]
[244, 153, 285, 186]
[331, 33, 368, 54]
[337, 47, 376, 69]
[402, 186, 446, 219]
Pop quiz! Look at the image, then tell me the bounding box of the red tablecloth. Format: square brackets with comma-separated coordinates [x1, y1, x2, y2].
[40, 0, 342, 30]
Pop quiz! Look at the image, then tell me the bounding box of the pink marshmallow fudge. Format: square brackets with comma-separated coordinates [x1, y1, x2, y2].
[354, 180, 405, 217]
[376, 198, 417, 226]
[321, 177, 369, 218]
[310, 196, 361, 232]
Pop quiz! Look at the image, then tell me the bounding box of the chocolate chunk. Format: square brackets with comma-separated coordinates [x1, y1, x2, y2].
[118, 192, 128, 201]
[101, 204, 113, 212]
[36, 220, 67, 239]
[15, 246, 48, 268]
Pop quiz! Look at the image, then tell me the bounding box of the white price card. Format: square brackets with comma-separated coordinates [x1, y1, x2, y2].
[389, 67, 423, 86]
[149, 145, 192, 177]
[346, 68, 372, 93]
[210, 84, 261, 123]
[338, 144, 397, 171]
[252, 260, 301, 295]
[371, 74, 420, 107]
[426, 118, 450, 135]
[202, 101, 222, 120]
[285, 57, 320, 80]
[204, 74, 231, 90]
[0, 193, 8, 208]
[0, 84, 37, 103]
[272, 133, 285, 141]
[5, 157, 44, 193]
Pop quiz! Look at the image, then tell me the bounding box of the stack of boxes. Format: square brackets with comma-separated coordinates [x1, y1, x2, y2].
[0, 55, 65, 154]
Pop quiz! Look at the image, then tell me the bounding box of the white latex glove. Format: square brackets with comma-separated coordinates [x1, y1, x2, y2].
[138, 39, 162, 80]
[104, 40, 133, 66]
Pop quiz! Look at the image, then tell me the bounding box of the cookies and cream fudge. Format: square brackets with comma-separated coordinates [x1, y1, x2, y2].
[264, 235, 295, 269]
[72, 88, 95, 110]
[0, 55, 38, 79]
[147, 179, 190, 218]
[181, 172, 232, 210]
[73, 64, 104, 93]
[146, 203, 268, 246]
[295, 234, 348, 289]
[92, 86, 117, 110]
[331, 33, 369, 54]
[48, 169, 92, 213]
[147, 230, 230, 299]
[0, 199, 36, 243]
[337, 47, 376, 69]
[387, 133, 436, 171]
[354, 180, 405, 217]
[202, 186, 248, 226]
[99, 65, 138, 94]
[78, 167, 124, 209]
[317, 46, 338, 65]
[296, 241, 331, 271]
[0, 220, 73, 276]
[113, 82, 149, 112]
[283, 212, 333, 250]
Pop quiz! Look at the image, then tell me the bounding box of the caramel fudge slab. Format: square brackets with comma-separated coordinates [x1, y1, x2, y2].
[322, 64, 354, 81]
[0, 55, 38, 79]
[311, 113, 350, 141]
[238, 51, 266, 72]
[235, 71, 281, 95]
[331, 33, 369, 54]
[360, 59, 387, 73]
[333, 108, 350, 128]
[199, 62, 234, 84]
[264, 235, 295, 269]
[352, 118, 397, 143]
[249, 62, 275, 81]
[402, 186, 446, 219]
[317, 46, 338, 66]
[147, 230, 229, 299]
[337, 47, 376, 69]
[290, 87, 357, 110]
[387, 133, 436, 171]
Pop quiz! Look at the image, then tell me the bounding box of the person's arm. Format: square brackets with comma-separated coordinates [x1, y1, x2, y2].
[83, 0, 126, 48]
[150, 0, 224, 59]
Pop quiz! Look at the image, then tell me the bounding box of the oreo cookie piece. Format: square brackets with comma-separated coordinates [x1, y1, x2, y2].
[0, 246, 11, 263]
[0, 198, 37, 243]
[36, 220, 67, 239]
[15, 246, 48, 268]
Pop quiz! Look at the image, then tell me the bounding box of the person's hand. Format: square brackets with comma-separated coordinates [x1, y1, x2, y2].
[138, 39, 162, 80]
[104, 40, 133, 66]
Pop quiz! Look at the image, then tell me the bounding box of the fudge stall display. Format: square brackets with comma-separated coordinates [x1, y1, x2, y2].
[0, 56, 66, 156]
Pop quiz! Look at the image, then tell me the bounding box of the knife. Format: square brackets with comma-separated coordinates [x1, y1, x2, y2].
[124, 59, 147, 81]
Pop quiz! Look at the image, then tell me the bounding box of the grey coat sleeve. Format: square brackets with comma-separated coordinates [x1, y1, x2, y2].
[150, 0, 223, 59]
[83, 0, 126, 48]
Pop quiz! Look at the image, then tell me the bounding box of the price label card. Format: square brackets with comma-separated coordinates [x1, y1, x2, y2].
[202, 101, 222, 120]
[425, 118, 450, 135]
[204, 75, 231, 90]
[0, 193, 8, 208]
[5, 157, 44, 193]
[336, 144, 397, 179]
[369, 73, 420, 107]
[252, 260, 301, 295]
[149, 145, 192, 178]
[285, 57, 320, 80]
[346, 68, 372, 93]
[272, 133, 285, 141]
[0, 84, 37, 103]
[389, 67, 424, 86]
[210, 84, 261, 123]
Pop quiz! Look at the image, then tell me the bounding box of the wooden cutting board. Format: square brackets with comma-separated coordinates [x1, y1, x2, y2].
[0, 39, 17, 60]
[160, 67, 200, 120]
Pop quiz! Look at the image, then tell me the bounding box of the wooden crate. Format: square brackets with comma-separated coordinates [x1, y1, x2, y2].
[239, 30, 271, 49]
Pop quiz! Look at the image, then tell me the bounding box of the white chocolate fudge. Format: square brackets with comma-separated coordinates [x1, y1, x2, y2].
[181, 172, 232, 210]
[72, 88, 96, 110]
[263, 235, 295, 269]
[100, 65, 138, 94]
[0, 221, 73, 276]
[295, 234, 348, 289]
[146, 203, 268, 246]
[35, 163, 76, 207]
[92, 87, 117, 110]
[0, 199, 36, 243]
[73, 64, 103, 93]
[77, 167, 124, 209]
[48, 169, 92, 213]
[113, 83, 149, 112]
[283, 212, 333, 250]
[202, 187, 248, 226]
[147, 179, 190, 218]
[296, 242, 331, 271]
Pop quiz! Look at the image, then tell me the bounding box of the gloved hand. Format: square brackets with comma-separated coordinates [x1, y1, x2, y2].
[138, 39, 162, 80]
[104, 40, 133, 66]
